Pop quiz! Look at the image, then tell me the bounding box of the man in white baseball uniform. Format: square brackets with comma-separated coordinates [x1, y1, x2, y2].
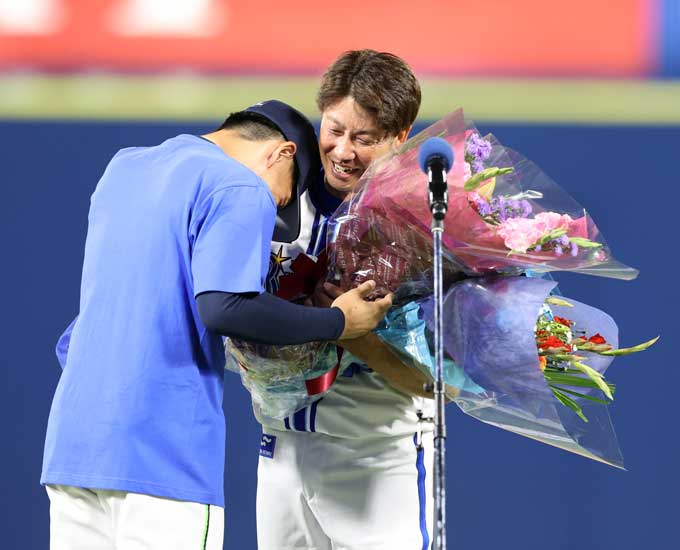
[253, 50, 434, 550]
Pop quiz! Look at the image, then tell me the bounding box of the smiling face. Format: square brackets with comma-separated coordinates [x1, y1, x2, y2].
[319, 97, 407, 199]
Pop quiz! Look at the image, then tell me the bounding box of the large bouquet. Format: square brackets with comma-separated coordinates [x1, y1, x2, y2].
[226, 108, 657, 466]
[327, 109, 637, 304]
[376, 276, 656, 467]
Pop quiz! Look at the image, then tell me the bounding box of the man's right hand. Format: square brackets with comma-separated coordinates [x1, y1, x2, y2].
[330, 280, 393, 340]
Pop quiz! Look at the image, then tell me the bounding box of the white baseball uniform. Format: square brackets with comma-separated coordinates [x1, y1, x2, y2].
[248, 178, 435, 550]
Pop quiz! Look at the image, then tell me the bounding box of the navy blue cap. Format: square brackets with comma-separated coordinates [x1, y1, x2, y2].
[245, 100, 320, 243]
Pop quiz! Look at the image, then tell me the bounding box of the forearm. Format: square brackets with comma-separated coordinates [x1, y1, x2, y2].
[340, 332, 434, 398]
[197, 291, 345, 345]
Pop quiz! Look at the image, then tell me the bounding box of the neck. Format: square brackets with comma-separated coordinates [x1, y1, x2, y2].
[203, 130, 291, 206]
[323, 177, 350, 200]
[202, 130, 267, 177]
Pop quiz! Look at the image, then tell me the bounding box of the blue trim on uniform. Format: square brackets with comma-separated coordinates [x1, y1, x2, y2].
[342, 362, 370, 378]
[317, 219, 329, 257]
[414, 434, 430, 550]
[306, 211, 322, 255]
[306, 169, 342, 255]
[293, 408, 307, 431]
[284, 417, 291, 430]
[309, 398, 322, 433]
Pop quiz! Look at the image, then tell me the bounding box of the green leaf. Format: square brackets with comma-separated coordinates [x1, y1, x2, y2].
[464, 167, 514, 191]
[598, 336, 660, 356]
[574, 341, 613, 353]
[545, 297, 574, 308]
[540, 346, 571, 355]
[551, 387, 588, 423]
[543, 371, 616, 394]
[544, 367, 588, 375]
[545, 354, 583, 362]
[534, 228, 567, 247]
[549, 385, 611, 405]
[544, 373, 600, 388]
[572, 361, 613, 400]
[567, 237, 603, 249]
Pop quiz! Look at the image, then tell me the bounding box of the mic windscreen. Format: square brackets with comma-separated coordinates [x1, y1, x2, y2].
[418, 137, 454, 174]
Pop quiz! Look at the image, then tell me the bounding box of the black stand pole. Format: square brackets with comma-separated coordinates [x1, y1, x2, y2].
[429, 160, 448, 550]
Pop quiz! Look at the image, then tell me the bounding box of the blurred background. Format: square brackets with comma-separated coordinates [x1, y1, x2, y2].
[2, 1, 679, 549]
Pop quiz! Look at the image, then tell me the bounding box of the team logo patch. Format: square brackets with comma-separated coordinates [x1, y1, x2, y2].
[260, 434, 277, 458]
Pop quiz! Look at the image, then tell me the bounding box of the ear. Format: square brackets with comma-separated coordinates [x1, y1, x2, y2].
[267, 140, 297, 167]
[393, 127, 411, 147]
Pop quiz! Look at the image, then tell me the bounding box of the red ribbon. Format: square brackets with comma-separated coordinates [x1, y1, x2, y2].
[305, 347, 343, 396]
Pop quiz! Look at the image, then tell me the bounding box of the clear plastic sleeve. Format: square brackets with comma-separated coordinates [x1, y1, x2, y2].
[224, 108, 639, 459]
[327, 109, 638, 305]
[377, 276, 624, 468]
[225, 338, 353, 419]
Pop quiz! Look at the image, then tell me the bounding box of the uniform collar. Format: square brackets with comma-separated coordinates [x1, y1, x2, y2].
[308, 169, 343, 217]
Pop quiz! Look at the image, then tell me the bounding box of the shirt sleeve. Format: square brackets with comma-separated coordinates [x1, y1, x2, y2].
[196, 291, 345, 344]
[190, 183, 275, 296]
[56, 317, 77, 369]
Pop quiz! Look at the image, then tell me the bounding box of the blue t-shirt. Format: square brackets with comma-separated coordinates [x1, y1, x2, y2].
[41, 135, 276, 506]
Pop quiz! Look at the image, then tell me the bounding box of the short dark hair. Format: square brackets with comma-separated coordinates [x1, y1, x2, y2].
[218, 111, 286, 141]
[317, 49, 422, 136]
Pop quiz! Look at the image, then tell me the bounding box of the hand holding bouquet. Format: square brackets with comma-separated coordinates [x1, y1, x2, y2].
[225, 108, 657, 467]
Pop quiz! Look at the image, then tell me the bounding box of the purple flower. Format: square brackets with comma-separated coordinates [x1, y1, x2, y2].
[554, 244, 563, 256]
[534, 244, 542, 252]
[570, 242, 579, 257]
[467, 133, 492, 160]
[558, 235, 569, 246]
[471, 194, 492, 216]
[477, 201, 492, 216]
[467, 132, 493, 173]
[497, 196, 507, 222]
[472, 158, 485, 173]
[520, 201, 532, 217]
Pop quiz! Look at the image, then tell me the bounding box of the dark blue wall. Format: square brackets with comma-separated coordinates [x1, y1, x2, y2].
[662, 0, 680, 77]
[2, 119, 677, 550]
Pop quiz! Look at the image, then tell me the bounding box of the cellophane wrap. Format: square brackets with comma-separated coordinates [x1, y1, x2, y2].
[327, 108, 637, 305]
[225, 108, 635, 456]
[377, 276, 624, 467]
[225, 338, 353, 419]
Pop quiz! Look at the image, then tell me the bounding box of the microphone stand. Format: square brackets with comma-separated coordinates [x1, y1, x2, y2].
[427, 157, 448, 550]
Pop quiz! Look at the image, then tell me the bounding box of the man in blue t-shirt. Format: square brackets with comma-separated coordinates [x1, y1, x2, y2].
[41, 100, 392, 550]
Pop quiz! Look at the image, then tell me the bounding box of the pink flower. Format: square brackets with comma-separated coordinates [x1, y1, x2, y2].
[463, 162, 472, 182]
[497, 211, 574, 253]
[594, 250, 607, 262]
[534, 212, 573, 231]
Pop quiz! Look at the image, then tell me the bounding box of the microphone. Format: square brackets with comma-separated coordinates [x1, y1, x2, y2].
[418, 136, 454, 550]
[418, 137, 454, 221]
